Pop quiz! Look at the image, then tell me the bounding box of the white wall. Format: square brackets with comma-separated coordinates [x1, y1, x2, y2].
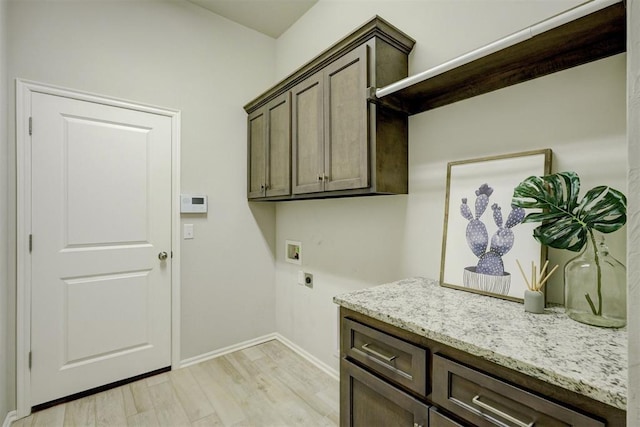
[274, 1, 627, 373]
[628, 0, 640, 423]
[0, 0, 9, 420]
[6, 0, 278, 376]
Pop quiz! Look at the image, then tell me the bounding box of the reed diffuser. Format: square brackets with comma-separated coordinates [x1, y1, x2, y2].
[516, 260, 558, 313]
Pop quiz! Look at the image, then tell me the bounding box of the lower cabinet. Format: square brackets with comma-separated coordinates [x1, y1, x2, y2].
[341, 359, 429, 427]
[340, 308, 625, 427]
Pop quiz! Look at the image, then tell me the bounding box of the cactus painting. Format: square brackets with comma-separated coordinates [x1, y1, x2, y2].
[440, 150, 551, 301]
[459, 183, 525, 294]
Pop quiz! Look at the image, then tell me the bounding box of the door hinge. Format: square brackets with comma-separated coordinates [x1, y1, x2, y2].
[29, 234, 32, 253]
[28, 351, 32, 370]
[171, 251, 173, 259]
[29, 117, 32, 136]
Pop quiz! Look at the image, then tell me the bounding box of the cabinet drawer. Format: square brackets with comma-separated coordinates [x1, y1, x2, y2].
[342, 318, 428, 395]
[432, 355, 605, 427]
[340, 358, 429, 427]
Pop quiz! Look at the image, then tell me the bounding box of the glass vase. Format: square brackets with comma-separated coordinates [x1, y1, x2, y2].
[564, 232, 626, 328]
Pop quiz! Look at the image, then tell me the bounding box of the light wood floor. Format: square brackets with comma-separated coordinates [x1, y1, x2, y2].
[13, 340, 339, 427]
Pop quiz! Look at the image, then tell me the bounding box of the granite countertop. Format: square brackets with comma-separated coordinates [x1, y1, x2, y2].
[333, 277, 627, 410]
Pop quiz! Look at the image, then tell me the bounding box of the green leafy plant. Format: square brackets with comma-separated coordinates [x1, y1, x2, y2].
[511, 171, 626, 315]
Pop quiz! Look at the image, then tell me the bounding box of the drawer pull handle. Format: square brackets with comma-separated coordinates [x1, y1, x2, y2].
[361, 343, 397, 362]
[472, 395, 534, 427]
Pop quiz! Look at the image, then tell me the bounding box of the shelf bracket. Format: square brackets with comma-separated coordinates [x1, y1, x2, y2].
[366, 87, 410, 115]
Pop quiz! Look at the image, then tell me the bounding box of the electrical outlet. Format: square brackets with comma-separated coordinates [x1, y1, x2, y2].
[304, 273, 313, 288]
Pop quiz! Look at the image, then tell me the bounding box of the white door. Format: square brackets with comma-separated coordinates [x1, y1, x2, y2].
[29, 92, 172, 406]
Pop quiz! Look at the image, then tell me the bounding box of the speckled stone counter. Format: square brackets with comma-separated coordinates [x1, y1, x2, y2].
[333, 277, 627, 410]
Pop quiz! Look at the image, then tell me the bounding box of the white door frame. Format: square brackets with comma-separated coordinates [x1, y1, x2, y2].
[15, 79, 182, 418]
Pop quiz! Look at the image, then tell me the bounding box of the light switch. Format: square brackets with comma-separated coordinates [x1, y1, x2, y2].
[183, 224, 194, 239]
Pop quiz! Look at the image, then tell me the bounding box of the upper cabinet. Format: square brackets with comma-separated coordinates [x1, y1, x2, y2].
[244, 16, 416, 201]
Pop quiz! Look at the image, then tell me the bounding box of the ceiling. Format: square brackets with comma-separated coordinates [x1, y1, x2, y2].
[186, 0, 318, 38]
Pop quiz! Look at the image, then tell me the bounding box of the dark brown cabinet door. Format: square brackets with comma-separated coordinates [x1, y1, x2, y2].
[292, 73, 324, 195]
[265, 93, 291, 197]
[324, 45, 369, 192]
[247, 92, 291, 199]
[247, 108, 266, 199]
[341, 359, 429, 427]
[429, 408, 466, 427]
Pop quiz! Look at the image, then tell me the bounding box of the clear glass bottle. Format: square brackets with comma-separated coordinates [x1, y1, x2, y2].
[564, 232, 626, 328]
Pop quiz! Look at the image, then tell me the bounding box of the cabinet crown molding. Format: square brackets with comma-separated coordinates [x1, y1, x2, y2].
[244, 15, 415, 114]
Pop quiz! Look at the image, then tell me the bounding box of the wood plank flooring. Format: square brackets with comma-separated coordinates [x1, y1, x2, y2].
[14, 340, 339, 427]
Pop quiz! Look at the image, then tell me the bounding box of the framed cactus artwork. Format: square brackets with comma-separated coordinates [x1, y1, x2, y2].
[440, 149, 552, 302]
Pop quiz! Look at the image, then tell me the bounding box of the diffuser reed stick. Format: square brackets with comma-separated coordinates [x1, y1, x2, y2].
[516, 259, 558, 292]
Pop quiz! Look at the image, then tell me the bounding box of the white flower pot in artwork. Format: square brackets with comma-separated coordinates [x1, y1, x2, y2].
[463, 266, 511, 295]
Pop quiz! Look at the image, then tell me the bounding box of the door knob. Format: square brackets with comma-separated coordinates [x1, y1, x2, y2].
[158, 251, 168, 261]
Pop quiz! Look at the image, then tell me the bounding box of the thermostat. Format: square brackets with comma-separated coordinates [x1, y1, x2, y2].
[181, 194, 207, 213]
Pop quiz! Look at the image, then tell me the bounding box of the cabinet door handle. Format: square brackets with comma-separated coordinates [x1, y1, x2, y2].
[361, 343, 397, 362]
[318, 175, 323, 181]
[472, 395, 534, 427]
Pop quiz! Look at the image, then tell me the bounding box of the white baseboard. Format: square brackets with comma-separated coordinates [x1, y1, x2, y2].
[274, 334, 339, 381]
[178, 333, 339, 381]
[3, 411, 17, 427]
[179, 333, 278, 368]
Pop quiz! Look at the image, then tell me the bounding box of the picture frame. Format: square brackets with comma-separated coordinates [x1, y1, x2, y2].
[440, 149, 552, 302]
